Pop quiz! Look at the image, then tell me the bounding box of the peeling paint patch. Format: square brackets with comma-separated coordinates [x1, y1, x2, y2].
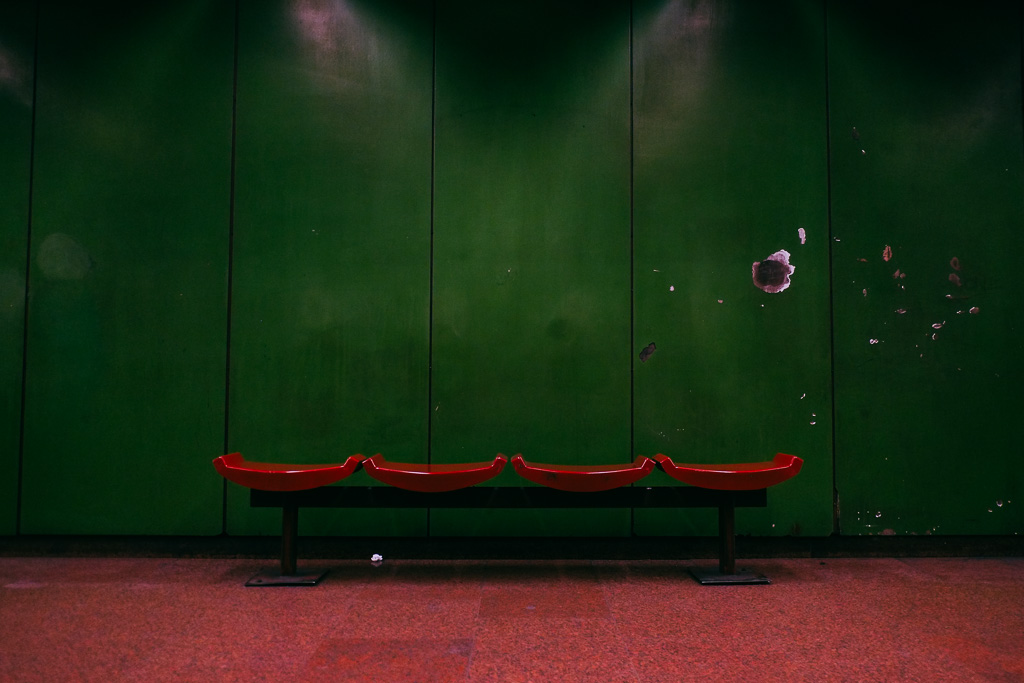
[869, 339, 879, 345]
[949, 273, 962, 287]
[639, 342, 656, 363]
[950, 257, 961, 271]
[895, 308, 907, 314]
[798, 228, 806, 244]
[893, 269, 905, 279]
[752, 250, 794, 293]
[969, 306, 980, 314]
[882, 245, 892, 261]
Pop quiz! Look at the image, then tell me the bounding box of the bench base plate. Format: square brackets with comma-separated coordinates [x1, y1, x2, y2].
[246, 568, 329, 587]
[689, 567, 770, 586]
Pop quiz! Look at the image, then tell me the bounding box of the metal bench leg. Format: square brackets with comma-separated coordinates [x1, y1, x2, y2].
[246, 501, 329, 586]
[689, 492, 771, 586]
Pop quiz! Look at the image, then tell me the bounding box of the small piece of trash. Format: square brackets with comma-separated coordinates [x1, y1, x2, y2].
[371, 554, 383, 565]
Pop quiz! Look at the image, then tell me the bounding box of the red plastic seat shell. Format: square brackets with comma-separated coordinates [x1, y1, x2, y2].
[212, 452, 366, 492]
[511, 455, 656, 492]
[362, 454, 508, 492]
[653, 453, 803, 491]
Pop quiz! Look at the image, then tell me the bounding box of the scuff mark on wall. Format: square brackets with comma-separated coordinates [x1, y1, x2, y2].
[38, 233, 93, 280]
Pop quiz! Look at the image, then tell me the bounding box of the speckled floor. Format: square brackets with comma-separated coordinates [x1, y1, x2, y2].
[1, 556, 1022, 682]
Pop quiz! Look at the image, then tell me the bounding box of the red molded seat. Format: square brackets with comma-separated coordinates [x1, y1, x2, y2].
[511, 455, 656, 492]
[653, 453, 803, 490]
[213, 452, 366, 492]
[362, 454, 508, 492]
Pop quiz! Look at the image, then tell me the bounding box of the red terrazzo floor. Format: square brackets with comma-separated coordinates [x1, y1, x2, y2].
[1, 556, 1022, 682]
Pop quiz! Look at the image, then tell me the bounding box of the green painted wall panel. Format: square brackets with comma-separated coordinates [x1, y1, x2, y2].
[430, 0, 632, 536]
[632, 0, 833, 537]
[227, 0, 433, 535]
[20, 0, 233, 534]
[829, 1, 1024, 535]
[0, 3, 35, 535]
[5, 1, 1023, 539]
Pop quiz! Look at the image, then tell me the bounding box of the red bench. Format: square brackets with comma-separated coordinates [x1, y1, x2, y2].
[214, 452, 802, 586]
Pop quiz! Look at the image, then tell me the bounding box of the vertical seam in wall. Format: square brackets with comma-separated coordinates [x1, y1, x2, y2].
[426, 0, 437, 535]
[221, 0, 241, 536]
[15, 1, 42, 537]
[823, 0, 841, 536]
[628, 0, 636, 536]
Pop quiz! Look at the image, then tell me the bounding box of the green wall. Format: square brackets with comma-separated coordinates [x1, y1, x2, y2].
[633, 0, 833, 537]
[227, 0, 433, 538]
[0, 2, 36, 535]
[829, 0, 1024, 535]
[19, 0, 234, 534]
[430, 0, 631, 536]
[2, 0, 1021, 538]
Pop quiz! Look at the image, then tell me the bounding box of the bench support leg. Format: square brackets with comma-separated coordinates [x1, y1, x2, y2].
[245, 502, 329, 586]
[689, 493, 771, 586]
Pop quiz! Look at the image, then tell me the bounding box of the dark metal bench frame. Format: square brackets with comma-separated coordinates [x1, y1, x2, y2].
[249, 485, 770, 586]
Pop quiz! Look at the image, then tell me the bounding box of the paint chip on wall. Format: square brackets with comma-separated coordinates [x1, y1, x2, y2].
[752, 249, 794, 293]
